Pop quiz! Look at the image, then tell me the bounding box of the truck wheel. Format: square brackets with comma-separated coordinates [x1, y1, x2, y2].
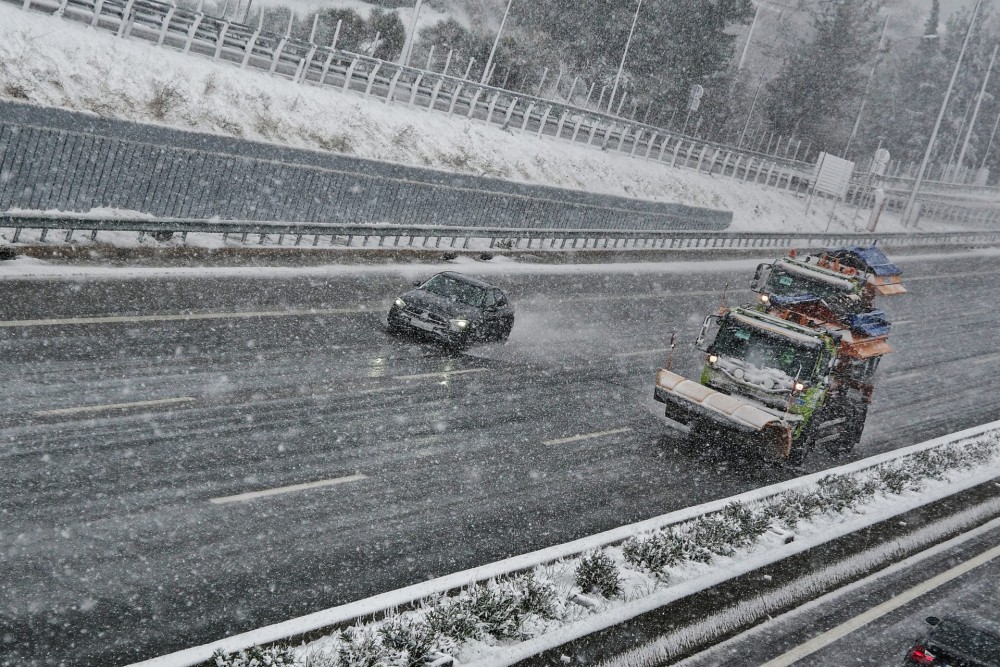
[826, 402, 868, 457]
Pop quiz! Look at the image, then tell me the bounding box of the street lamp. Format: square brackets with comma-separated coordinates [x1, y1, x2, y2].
[902, 0, 983, 227]
[607, 0, 643, 115]
[399, 0, 424, 67]
[481, 0, 515, 85]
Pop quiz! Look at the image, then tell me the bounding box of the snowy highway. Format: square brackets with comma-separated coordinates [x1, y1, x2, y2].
[2, 250, 1000, 666]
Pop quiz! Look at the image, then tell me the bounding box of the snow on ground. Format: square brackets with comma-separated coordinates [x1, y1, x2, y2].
[0, 3, 948, 235]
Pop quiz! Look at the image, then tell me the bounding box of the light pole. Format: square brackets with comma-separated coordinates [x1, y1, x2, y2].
[607, 0, 643, 115]
[902, 0, 983, 227]
[955, 43, 998, 181]
[399, 0, 424, 67]
[481, 0, 515, 85]
[737, 1, 763, 71]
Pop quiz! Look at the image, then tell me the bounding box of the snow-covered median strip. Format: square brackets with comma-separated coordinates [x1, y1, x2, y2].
[129, 420, 1000, 667]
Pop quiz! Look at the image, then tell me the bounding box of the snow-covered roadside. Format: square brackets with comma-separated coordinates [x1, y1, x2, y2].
[4, 247, 1000, 283]
[131, 420, 1000, 667]
[0, 4, 951, 235]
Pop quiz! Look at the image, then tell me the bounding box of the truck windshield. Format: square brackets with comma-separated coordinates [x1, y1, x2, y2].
[766, 267, 853, 302]
[421, 274, 487, 307]
[712, 322, 820, 379]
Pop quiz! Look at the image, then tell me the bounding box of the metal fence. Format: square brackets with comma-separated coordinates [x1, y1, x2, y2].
[0, 104, 731, 232]
[8, 0, 1000, 225]
[5, 214, 1000, 252]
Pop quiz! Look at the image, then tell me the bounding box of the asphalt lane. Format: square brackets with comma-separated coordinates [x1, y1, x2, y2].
[679, 522, 1000, 666]
[2, 252, 1000, 666]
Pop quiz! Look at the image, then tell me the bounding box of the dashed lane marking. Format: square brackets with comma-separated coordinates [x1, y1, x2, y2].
[392, 368, 489, 381]
[209, 474, 369, 505]
[543, 427, 633, 446]
[32, 397, 196, 417]
[759, 541, 1000, 667]
[613, 348, 673, 359]
[0, 307, 369, 328]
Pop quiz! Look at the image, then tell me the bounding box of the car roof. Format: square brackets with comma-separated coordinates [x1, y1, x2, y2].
[928, 614, 1000, 666]
[432, 271, 498, 290]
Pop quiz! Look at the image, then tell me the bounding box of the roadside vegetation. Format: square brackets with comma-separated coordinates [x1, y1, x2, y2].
[211, 431, 1000, 667]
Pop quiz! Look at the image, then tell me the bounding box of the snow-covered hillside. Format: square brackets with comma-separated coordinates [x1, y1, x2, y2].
[0, 3, 949, 233]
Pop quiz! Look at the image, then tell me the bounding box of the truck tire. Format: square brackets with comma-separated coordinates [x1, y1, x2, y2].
[826, 401, 867, 457]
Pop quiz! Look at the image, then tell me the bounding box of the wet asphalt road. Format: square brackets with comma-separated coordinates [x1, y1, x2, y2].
[679, 522, 1000, 666]
[2, 251, 1000, 666]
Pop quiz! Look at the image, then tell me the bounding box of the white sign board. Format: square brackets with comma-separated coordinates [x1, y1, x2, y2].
[871, 148, 890, 176]
[813, 152, 855, 198]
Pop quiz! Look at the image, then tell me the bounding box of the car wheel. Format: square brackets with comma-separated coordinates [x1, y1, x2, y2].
[496, 318, 513, 343]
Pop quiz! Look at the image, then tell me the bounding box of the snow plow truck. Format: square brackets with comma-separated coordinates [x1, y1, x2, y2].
[654, 246, 905, 463]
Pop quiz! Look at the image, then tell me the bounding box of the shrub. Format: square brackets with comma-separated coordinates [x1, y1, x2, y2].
[212, 646, 297, 667]
[0, 246, 17, 261]
[575, 550, 621, 598]
[511, 572, 559, 619]
[378, 615, 436, 667]
[622, 529, 686, 575]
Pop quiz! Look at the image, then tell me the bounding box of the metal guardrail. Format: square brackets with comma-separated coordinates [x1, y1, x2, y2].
[10, 0, 1000, 221]
[5, 215, 1000, 251]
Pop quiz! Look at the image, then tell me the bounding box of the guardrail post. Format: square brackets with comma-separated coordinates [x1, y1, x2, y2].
[213, 21, 230, 60]
[554, 111, 568, 140]
[731, 155, 742, 180]
[90, 230, 98, 241]
[91, 0, 106, 27]
[670, 140, 683, 167]
[65, 229, 74, 242]
[536, 106, 552, 138]
[184, 13, 205, 54]
[427, 78, 445, 110]
[298, 45, 318, 83]
[617, 126, 629, 152]
[407, 72, 425, 107]
[39, 228, 49, 242]
[586, 117, 600, 145]
[446, 82, 465, 116]
[363, 62, 383, 99]
[570, 118, 584, 143]
[464, 88, 483, 118]
[342, 57, 361, 92]
[630, 129, 642, 156]
[485, 92, 501, 124]
[501, 97, 519, 129]
[519, 102, 536, 133]
[657, 135, 670, 162]
[156, 6, 177, 47]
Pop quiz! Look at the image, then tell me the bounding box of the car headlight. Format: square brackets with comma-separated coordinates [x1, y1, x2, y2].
[794, 381, 806, 392]
[394, 297, 406, 308]
[760, 294, 770, 304]
[708, 354, 718, 364]
[449, 318, 469, 331]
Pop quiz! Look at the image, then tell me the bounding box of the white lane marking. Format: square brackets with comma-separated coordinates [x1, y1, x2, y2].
[613, 348, 673, 359]
[209, 474, 368, 505]
[543, 427, 633, 446]
[0, 307, 368, 328]
[759, 541, 1000, 667]
[392, 368, 489, 381]
[32, 397, 196, 417]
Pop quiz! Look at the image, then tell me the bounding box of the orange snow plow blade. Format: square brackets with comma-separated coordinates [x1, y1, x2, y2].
[654, 369, 794, 460]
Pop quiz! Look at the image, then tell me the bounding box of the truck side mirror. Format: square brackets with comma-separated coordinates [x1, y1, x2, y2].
[926, 616, 941, 627]
[750, 263, 769, 292]
[695, 315, 720, 351]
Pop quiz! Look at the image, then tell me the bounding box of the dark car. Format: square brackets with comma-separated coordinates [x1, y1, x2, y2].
[387, 271, 514, 348]
[904, 614, 1000, 666]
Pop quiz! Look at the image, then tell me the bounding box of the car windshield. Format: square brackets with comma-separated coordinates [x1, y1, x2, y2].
[712, 321, 820, 379]
[933, 621, 1000, 664]
[421, 274, 486, 307]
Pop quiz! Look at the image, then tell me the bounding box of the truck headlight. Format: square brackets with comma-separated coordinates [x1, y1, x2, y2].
[394, 297, 406, 308]
[449, 319, 469, 331]
[794, 381, 806, 392]
[708, 354, 718, 364]
[760, 294, 770, 304]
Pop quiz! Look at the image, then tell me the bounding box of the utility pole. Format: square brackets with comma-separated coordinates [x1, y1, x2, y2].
[608, 0, 643, 114]
[956, 43, 998, 180]
[481, 0, 515, 84]
[902, 0, 983, 227]
[737, 1, 762, 71]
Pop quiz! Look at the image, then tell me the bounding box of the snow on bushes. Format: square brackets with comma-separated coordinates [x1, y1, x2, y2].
[209, 433, 999, 667]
